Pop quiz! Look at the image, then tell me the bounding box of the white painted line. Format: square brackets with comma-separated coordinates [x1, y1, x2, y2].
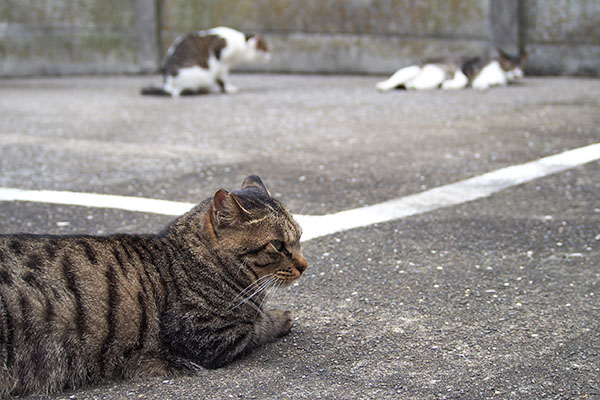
[297, 142, 600, 240]
[0, 188, 195, 216]
[0, 143, 598, 242]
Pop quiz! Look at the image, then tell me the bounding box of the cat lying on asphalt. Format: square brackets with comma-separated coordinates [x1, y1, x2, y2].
[0, 176, 306, 397]
[376, 50, 527, 91]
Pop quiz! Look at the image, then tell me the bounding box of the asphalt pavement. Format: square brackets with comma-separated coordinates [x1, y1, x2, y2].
[0, 73, 599, 399]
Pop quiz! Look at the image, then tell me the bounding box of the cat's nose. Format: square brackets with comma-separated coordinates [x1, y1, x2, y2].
[295, 256, 307, 274]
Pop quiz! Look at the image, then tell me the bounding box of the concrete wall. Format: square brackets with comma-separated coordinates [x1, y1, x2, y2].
[522, 0, 600, 76]
[160, 0, 494, 74]
[0, 0, 159, 75]
[1, 0, 599, 77]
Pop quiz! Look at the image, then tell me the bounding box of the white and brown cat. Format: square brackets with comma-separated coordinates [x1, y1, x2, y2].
[142, 27, 270, 96]
[376, 50, 527, 91]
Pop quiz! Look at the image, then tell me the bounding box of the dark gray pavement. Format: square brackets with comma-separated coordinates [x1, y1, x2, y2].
[0, 74, 599, 399]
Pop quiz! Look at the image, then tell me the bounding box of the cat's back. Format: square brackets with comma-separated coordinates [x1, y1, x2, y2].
[205, 26, 249, 60]
[1, 232, 136, 277]
[166, 26, 242, 61]
[0, 232, 167, 314]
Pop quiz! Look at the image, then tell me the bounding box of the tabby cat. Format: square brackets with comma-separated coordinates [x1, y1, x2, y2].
[0, 175, 306, 397]
[376, 49, 527, 91]
[141, 26, 270, 96]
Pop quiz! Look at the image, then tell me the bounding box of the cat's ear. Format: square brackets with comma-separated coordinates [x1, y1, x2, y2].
[519, 50, 528, 64]
[497, 48, 510, 61]
[253, 34, 264, 46]
[241, 175, 271, 196]
[212, 189, 251, 227]
[246, 34, 268, 52]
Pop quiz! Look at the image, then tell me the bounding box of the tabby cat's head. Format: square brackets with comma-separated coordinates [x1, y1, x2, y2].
[498, 49, 528, 82]
[209, 175, 306, 285]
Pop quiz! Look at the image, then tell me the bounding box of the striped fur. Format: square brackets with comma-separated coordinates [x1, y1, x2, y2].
[0, 176, 306, 397]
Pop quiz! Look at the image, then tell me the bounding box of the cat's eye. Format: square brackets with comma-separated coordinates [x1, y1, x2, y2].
[270, 240, 283, 252]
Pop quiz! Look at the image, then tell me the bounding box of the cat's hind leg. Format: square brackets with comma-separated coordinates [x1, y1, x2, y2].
[405, 64, 446, 90]
[165, 66, 214, 96]
[376, 65, 422, 91]
[163, 76, 182, 97]
[441, 70, 469, 90]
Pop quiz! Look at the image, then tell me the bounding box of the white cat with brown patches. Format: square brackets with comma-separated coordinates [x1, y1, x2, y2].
[376, 50, 527, 91]
[142, 27, 270, 97]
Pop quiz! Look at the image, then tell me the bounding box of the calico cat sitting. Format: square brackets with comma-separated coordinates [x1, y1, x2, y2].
[376, 49, 527, 91]
[0, 176, 306, 397]
[142, 27, 270, 96]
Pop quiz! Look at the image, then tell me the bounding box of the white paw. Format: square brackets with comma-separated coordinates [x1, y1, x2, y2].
[472, 82, 489, 91]
[224, 84, 239, 94]
[375, 81, 393, 92]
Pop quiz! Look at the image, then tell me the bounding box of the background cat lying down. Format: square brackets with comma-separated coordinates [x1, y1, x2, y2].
[376, 50, 527, 91]
[0, 175, 306, 397]
[142, 27, 270, 96]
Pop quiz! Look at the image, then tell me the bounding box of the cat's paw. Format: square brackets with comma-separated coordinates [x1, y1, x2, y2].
[268, 309, 293, 337]
[375, 81, 392, 92]
[224, 84, 239, 94]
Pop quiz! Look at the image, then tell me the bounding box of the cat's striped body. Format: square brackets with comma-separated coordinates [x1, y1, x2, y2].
[0, 176, 306, 396]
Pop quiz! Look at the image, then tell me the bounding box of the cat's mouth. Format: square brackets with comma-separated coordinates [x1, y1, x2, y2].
[274, 277, 298, 288]
[273, 273, 300, 287]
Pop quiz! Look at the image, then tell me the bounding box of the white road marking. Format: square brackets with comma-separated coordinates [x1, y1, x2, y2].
[297, 142, 600, 240]
[0, 189, 195, 216]
[0, 143, 599, 241]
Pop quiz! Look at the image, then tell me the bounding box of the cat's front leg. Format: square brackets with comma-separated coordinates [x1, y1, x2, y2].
[216, 78, 238, 94]
[202, 310, 292, 368]
[216, 66, 238, 93]
[201, 310, 292, 368]
[163, 306, 293, 369]
[254, 309, 293, 342]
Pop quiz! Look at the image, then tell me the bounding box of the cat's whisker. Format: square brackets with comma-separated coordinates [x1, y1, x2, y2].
[228, 274, 272, 307]
[255, 279, 285, 317]
[299, 203, 308, 215]
[228, 274, 276, 311]
[235, 278, 276, 312]
[236, 258, 249, 279]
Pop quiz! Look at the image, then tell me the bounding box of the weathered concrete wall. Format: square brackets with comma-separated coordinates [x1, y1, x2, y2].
[0, 0, 159, 76]
[522, 0, 600, 76]
[159, 0, 493, 74]
[158, 0, 600, 76]
[1, 0, 598, 77]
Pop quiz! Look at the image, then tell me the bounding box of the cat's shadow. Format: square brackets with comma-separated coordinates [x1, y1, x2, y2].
[176, 87, 271, 96]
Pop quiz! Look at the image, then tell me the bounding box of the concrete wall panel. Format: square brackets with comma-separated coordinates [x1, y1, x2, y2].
[0, 0, 598, 76]
[0, 0, 158, 76]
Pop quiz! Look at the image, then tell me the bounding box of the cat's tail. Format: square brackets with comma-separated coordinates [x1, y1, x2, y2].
[140, 86, 171, 96]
